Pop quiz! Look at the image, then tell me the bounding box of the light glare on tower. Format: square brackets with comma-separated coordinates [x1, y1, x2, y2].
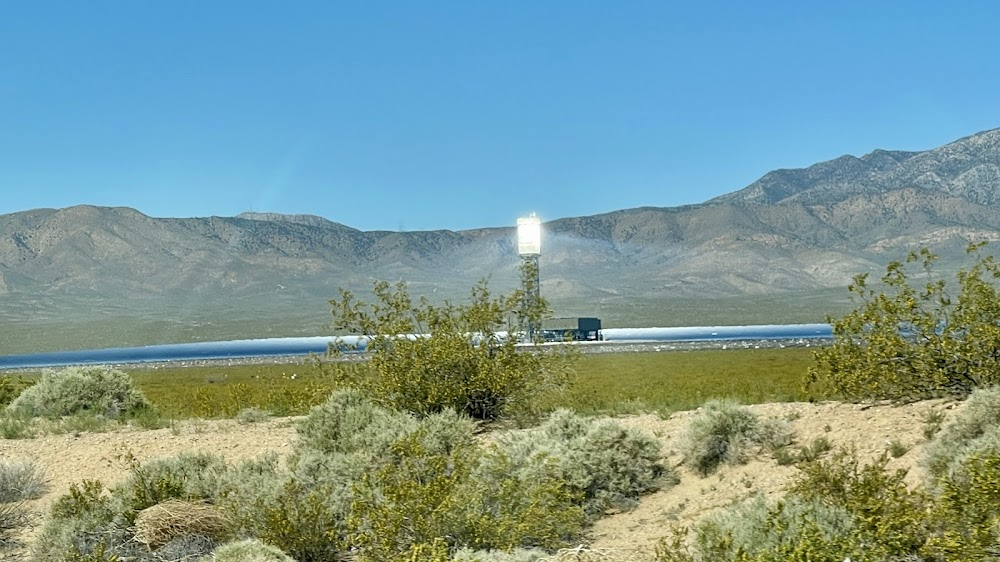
[517, 214, 541, 256]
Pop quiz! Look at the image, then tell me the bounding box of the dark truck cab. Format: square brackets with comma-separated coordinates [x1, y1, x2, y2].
[540, 317, 603, 342]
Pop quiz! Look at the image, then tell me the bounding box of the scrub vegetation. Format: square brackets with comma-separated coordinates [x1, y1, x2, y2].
[10, 247, 1000, 560]
[25, 390, 668, 562]
[3, 277, 673, 561]
[808, 243, 1000, 401]
[658, 245, 1000, 562]
[2, 348, 815, 424]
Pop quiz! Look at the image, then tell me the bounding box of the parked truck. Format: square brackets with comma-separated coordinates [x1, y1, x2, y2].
[540, 317, 603, 342]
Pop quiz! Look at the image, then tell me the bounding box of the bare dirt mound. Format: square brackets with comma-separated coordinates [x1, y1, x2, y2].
[0, 399, 961, 561]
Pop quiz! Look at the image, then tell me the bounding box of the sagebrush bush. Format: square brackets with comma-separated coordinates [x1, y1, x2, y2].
[294, 389, 419, 457]
[235, 407, 271, 424]
[788, 450, 930, 557]
[687, 495, 856, 562]
[293, 392, 582, 560]
[0, 460, 41, 547]
[111, 452, 230, 523]
[31, 479, 125, 561]
[923, 385, 1000, 479]
[679, 400, 792, 475]
[7, 366, 150, 419]
[0, 458, 47, 502]
[495, 409, 671, 516]
[208, 539, 297, 562]
[0, 413, 36, 439]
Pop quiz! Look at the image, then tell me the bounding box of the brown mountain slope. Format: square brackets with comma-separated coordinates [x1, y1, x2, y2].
[3, 127, 1000, 347]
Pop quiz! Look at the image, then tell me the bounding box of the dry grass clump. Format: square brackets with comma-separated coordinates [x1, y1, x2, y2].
[207, 539, 297, 562]
[0, 458, 46, 547]
[134, 499, 230, 549]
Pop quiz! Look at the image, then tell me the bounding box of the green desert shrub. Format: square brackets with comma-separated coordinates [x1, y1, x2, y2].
[348, 431, 584, 561]
[925, 450, 1000, 559]
[6, 366, 150, 419]
[294, 392, 582, 560]
[495, 409, 671, 516]
[0, 375, 35, 408]
[208, 539, 297, 562]
[0, 412, 36, 439]
[657, 449, 932, 562]
[228, 473, 347, 562]
[808, 245, 1000, 401]
[288, 393, 595, 560]
[923, 385, 1000, 479]
[290, 390, 476, 493]
[786, 450, 930, 558]
[34, 391, 665, 562]
[679, 400, 792, 476]
[322, 279, 574, 421]
[31, 479, 126, 562]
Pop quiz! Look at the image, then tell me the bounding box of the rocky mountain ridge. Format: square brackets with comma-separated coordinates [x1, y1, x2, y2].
[3, 127, 1000, 344]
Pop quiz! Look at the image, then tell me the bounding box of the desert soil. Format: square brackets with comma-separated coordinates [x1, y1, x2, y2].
[0, 398, 959, 561]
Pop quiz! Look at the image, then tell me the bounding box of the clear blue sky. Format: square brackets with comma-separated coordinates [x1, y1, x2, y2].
[2, 1, 999, 231]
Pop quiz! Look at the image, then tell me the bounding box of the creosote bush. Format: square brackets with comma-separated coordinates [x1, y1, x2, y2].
[657, 449, 930, 562]
[0, 375, 35, 408]
[809, 244, 1000, 402]
[322, 278, 574, 421]
[678, 399, 792, 476]
[6, 366, 151, 419]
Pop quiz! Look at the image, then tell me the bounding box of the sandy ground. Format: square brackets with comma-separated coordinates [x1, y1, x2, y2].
[0, 398, 960, 561]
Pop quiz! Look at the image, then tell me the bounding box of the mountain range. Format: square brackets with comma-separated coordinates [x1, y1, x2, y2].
[3, 127, 1000, 352]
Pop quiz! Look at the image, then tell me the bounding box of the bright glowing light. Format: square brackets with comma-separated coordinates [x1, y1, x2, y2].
[517, 214, 541, 255]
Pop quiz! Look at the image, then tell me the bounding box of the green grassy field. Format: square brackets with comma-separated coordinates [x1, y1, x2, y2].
[543, 347, 816, 415]
[10, 346, 813, 420]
